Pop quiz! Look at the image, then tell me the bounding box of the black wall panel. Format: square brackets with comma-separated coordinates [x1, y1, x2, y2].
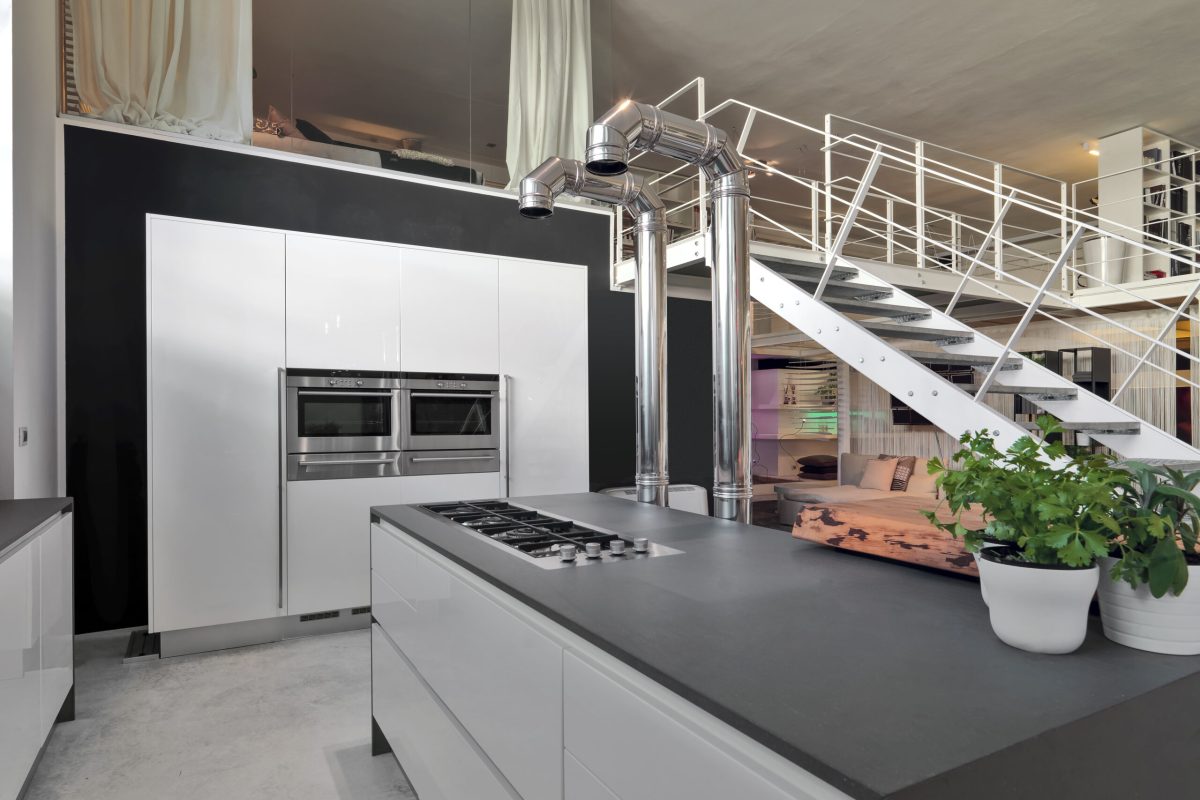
[65, 126, 713, 633]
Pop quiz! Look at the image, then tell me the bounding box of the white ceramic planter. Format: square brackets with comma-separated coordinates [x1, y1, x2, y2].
[977, 551, 1099, 654]
[973, 542, 1005, 607]
[1098, 556, 1200, 655]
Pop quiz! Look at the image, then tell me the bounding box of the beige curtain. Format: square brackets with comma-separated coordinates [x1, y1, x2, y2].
[71, 0, 252, 143]
[505, 0, 592, 189]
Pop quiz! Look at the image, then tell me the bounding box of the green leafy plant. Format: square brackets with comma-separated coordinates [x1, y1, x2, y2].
[1111, 462, 1200, 598]
[921, 415, 1127, 568]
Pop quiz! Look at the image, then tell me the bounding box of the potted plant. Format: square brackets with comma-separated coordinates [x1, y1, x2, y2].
[922, 416, 1125, 654]
[1100, 462, 1200, 655]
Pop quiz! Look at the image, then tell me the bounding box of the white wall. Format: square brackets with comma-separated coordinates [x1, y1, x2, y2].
[0, 0, 59, 498]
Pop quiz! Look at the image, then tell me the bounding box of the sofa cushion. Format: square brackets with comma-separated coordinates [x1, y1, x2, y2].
[775, 485, 893, 504]
[859, 458, 898, 491]
[907, 458, 939, 496]
[890, 455, 917, 491]
[797, 454, 838, 475]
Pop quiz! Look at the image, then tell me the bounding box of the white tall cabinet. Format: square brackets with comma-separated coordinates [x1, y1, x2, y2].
[148, 216, 591, 640]
[400, 249, 500, 374]
[499, 258, 589, 496]
[286, 234, 403, 371]
[148, 219, 286, 633]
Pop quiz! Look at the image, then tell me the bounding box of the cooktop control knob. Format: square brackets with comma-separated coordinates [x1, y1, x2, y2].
[633, 537, 649, 553]
[608, 540, 626, 556]
[559, 544, 577, 562]
[584, 542, 602, 559]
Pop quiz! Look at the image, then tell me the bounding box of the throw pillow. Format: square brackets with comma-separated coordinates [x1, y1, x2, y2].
[797, 454, 838, 475]
[906, 459, 939, 497]
[890, 455, 917, 491]
[858, 458, 898, 491]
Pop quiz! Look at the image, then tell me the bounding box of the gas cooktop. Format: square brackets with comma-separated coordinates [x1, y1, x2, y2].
[422, 500, 682, 569]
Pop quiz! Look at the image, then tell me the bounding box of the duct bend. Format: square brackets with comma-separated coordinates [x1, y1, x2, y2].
[587, 101, 753, 523]
[517, 157, 670, 506]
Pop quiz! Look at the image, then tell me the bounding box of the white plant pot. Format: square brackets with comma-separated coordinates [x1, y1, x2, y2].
[972, 541, 1005, 606]
[977, 552, 1099, 654]
[1098, 556, 1200, 655]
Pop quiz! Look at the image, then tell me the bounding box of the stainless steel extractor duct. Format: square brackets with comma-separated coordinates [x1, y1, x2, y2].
[518, 157, 669, 507]
[584, 100, 752, 523]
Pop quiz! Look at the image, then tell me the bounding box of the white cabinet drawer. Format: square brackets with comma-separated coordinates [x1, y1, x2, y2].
[566, 750, 622, 800]
[373, 524, 563, 800]
[372, 625, 517, 800]
[564, 651, 847, 800]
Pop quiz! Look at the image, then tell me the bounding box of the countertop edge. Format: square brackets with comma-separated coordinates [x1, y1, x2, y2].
[372, 504, 883, 800]
[0, 497, 73, 565]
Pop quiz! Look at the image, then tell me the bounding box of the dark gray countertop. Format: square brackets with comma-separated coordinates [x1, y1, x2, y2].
[373, 492, 1200, 800]
[0, 497, 72, 562]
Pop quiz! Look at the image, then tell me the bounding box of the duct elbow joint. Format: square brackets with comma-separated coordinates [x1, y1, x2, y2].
[586, 100, 650, 175]
[518, 157, 572, 219]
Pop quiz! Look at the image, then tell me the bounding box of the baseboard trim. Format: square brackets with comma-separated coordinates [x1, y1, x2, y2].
[158, 607, 372, 657]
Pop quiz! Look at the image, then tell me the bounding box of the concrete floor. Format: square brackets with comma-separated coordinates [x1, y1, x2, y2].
[25, 629, 416, 800]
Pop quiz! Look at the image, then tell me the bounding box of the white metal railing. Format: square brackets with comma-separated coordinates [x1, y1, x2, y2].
[608, 80, 1200, 408]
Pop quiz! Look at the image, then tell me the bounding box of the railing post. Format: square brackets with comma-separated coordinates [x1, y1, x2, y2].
[1112, 279, 1200, 404]
[950, 214, 961, 272]
[1060, 181, 1069, 292]
[697, 78, 707, 240]
[886, 198, 895, 263]
[915, 141, 926, 268]
[823, 114, 833, 251]
[993, 163, 1004, 276]
[810, 180, 820, 252]
[945, 190, 1017, 316]
[975, 226, 1085, 400]
[815, 145, 884, 301]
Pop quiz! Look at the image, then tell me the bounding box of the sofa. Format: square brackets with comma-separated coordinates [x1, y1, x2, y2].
[778, 453, 985, 575]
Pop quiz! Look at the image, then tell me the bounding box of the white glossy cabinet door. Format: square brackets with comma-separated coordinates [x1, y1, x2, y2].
[372, 524, 563, 800]
[498, 258, 589, 495]
[38, 515, 73, 735]
[286, 476, 409, 616]
[400, 249, 499, 374]
[0, 541, 40, 800]
[372, 625, 518, 800]
[149, 218, 286, 633]
[285, 234, 403, 371]
[566, 751, 623, 800]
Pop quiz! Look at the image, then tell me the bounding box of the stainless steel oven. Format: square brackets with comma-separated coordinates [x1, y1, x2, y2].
[399, 373, 500, 452]
[286, 370, 402, 455]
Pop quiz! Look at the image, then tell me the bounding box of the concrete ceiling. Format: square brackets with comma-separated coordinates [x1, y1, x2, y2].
[253, 0, 1200, 194]
[601, 0, 1200, 188]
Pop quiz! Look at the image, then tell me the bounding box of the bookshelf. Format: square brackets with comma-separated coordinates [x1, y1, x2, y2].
[750, 364, 838, 477]
[1097, 127, 1200, 282]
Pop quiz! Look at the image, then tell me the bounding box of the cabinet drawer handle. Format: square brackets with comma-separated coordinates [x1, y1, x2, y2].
[299, 457, 395, 466]
[409, 392, 496, 399]
[298, 390, 394, 397]
[409, 455, 496, 463]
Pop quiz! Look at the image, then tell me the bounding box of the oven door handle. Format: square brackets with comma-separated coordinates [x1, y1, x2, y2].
[407, 392, 496, 399]
[408, 455, 497, 463]
[297, 390, 395, 397]
[298, 456, 397, 466]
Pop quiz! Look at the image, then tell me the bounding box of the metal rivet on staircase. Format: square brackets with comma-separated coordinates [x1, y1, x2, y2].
[834, 326, 839, 331]
[817, 328, 822, 334]
[993, 430, 1000, 436]
[779, 303, 784, 309]
[858, 357, 864, 363]
[932, 390, 939, 396]
[879, 356, 886, 361]
[907, 391, 914, 397]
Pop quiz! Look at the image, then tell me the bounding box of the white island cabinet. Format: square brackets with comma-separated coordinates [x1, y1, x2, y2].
[371, 520, 847, 800]
[148, 218, 286, 634]
[285, 234, 403, 372]
[0, 507, 74, 800]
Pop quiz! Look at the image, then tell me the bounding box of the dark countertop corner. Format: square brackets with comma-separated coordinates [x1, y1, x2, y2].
[0, 497, 73, 560]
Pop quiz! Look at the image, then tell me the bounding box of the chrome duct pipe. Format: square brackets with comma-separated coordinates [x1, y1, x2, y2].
[585, 101, 752, 523]
[518, 158, 670, 506]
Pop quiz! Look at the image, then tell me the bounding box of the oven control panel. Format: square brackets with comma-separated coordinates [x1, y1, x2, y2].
[326, 378, 365, 387]
[434, 381, 470, 389]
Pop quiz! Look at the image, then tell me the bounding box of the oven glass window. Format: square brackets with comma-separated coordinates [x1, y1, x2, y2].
[410, 395, 493, 436]
[297, 393, 391, 437]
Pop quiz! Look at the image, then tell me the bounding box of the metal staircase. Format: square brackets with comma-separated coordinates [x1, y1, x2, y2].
[607, 79, 1200, 465]
[749, 254, 1200, 462]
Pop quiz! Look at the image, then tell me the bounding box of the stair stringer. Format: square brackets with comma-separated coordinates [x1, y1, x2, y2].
[834, 257, 1200, 462]
[750, 259, 1035, 452]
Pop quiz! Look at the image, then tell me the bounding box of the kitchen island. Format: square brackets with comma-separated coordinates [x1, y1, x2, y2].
[370, 492, 1200, 800]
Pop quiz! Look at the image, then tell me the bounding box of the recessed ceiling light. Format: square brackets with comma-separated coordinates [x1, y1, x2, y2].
[1081, 141, 1100, 157]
